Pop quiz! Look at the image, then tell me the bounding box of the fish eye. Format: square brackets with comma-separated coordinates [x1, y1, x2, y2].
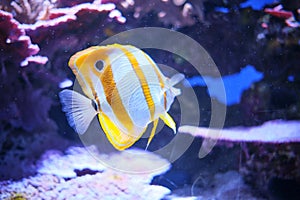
[95, 60, 105, 72]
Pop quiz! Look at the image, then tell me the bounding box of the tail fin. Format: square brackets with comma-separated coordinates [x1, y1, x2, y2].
[167, 73, 185, 86]
[166, 73, 185, 96]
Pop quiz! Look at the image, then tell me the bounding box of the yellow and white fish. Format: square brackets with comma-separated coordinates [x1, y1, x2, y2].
[59, 44, 184, 150]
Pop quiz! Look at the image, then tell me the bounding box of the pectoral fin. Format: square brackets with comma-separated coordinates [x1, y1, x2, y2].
[98, 112, 145, 151]
[59, 89, 97, 134]
[160, 113, 176, 134]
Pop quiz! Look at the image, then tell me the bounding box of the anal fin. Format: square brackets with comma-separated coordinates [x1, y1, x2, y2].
[146, 119, 159, 150]
[160, 113, 176, 134]
[98, 112, 145, 151]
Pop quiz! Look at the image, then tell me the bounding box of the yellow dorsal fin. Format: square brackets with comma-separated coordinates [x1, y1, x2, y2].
[98, 112, 145, 151]
[146, 119, 159, 150]
[160, 113, 176, 134]
[68, 46, 100, 70]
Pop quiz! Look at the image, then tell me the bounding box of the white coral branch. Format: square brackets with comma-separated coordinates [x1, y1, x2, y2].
[179, 120, 300, 143]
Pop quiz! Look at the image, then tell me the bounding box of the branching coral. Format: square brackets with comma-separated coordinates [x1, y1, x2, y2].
[1, 0, 56, 24]
[0, 10, 47, 66]
[21, 1, 125, 44]
[0, 1, 124, 135]
[0, 10, 50, 133]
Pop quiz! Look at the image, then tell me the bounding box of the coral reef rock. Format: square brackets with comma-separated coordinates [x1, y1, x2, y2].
[0, 146, 171, 200]
[166, 171, 264, 200]
[179, 120, 300, 199]
[240, 142, 300, 199]
[0, 10, 47, 67]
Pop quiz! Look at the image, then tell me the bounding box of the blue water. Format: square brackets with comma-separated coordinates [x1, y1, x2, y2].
[240, 0, 277, 10]
[214, 7, 230, 13]
[185, 65, 264, 106]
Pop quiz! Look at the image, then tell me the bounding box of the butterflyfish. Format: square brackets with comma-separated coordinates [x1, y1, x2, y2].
[59, 44, 184, 150]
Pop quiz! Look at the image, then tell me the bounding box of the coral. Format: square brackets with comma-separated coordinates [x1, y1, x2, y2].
[179, 120, 300, 143]
[0, 1, 298, 200]
[0, 0, 125, 135]
[37, 146, 107, 178]
[179, 121, 300, 198]
[240, 143, 300, 198]
[0, 46, 53, 133]
[5, 88, 54, 132]
[8, 0, 56, 24]
[0, 40, 51, 134]
[0, 2, 127, 188]
[114, 0, 265, 28]
[255, 4, 300, 61]
[0, 10, 47, 66]
[115, 0, 198, 28]
[0, 146, 171, 199]
[264, 5, 293, 19]
[0, 10, 48, 132]
[21, 1, 125, 44]
[0, 130, 73, 180]
[166, 171, 264, 199]
[37, 146, 171, 179]
[264, 4, 299, 28]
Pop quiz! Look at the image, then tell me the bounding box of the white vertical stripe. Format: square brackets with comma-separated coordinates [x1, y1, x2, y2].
[126, 46, 166, 119]
[88, 70, 105, 104]
[108, 46, 151, 129]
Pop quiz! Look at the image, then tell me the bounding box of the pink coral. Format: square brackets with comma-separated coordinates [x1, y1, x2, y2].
[1, 1, 125, 66]
[264, 5, 293, 19]
[21, 1, 125, 44]
[0, 0, 125, 134]
[264, 4, 299, 28]
[0, 10, 47, 66]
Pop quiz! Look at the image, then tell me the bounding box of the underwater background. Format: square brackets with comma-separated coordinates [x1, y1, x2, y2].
[0, 0, 299, 199]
